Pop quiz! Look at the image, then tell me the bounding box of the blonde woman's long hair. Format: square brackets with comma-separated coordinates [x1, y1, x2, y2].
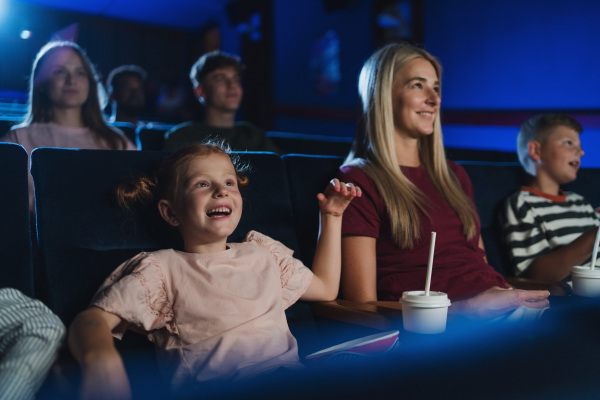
[344, 43, 478, 249]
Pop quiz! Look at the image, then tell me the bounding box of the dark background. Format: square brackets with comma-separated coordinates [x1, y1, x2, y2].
[1, 0, 598, 165]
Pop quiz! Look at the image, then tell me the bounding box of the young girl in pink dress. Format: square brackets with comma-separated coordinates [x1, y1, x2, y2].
[68, 142, 361, 399]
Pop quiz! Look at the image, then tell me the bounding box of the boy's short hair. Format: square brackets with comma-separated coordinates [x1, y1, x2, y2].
[106, 65, 147, 95]
[189, 51, 244, 88]
[517, 113, 583, 175]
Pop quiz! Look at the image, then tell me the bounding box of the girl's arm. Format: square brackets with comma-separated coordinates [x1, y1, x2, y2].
[301, 179, 361, 302]
[68, 306, 131, 400]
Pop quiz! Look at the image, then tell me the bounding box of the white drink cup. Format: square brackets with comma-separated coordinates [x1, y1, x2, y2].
[400, 290, 451, 334]
[571, 266, 600, 297]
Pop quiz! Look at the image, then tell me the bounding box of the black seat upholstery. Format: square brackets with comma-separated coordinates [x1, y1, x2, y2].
[0, 143, 33, 295]
[138, 126, 170, 151]
[283, 154, 344, 265]
[458, 162, 526, 276]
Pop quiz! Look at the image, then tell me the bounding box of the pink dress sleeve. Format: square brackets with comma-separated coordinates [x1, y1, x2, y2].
[243, 231, 313, 309]
[91, 252, 176, 339]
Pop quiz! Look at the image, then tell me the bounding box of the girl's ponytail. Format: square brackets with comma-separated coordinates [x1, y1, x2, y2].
[115, 175, 157, 211]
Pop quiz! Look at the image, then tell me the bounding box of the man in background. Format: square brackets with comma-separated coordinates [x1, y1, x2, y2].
[162, 51, 281, 153]
[106, 65, 147, 126]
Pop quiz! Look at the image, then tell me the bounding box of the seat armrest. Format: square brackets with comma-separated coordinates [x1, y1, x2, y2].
[311, 299, 403, 331]
[505, 276, 572, 296]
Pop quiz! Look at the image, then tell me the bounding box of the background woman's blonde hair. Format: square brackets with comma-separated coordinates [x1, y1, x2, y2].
[344, 42, 478, 248]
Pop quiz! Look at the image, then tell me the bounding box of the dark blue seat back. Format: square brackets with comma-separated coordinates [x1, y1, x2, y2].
[0, 117, 22, 137]
[446, 147, 519, 163]
[564, 168, 600, 210]
[459, 162, 527, 276]
[108, 121, 138, 147]
[138, 126, 170, 151]
[32, 149, 175, 323]
[0, 143, 33, 295]
[284, 155, 344, 266]
[267, 131, 352, 156]
[232, 152, 300, 251]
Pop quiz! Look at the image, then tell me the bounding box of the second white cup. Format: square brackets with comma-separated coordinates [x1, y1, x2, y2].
[571, 266, 600, 297]
[400, 290, 451, 334]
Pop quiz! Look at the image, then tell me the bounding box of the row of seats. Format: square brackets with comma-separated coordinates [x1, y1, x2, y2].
[3, 144, 360, 358]
[7, 141, 599, 323]
[0, 143, 33, 296]
[4, 142, 599, 396]
[1, 116, 520, 160]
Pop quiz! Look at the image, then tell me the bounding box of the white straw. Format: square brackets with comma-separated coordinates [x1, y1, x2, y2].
[591, 227, 600, 270]
[424, 232, 436, 296]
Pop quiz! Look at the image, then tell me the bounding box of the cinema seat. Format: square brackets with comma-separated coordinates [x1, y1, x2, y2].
[138, 125, 170, 150]
[0, 143, 33, 296]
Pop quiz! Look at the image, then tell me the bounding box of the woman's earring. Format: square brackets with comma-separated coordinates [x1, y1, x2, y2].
[172, 218, 178, 224]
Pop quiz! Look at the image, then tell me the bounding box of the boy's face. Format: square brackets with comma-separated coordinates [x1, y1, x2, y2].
[195, 66, 243, 113]
[535, 126, 584, 185]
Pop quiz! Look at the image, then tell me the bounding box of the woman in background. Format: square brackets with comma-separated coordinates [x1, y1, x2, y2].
[1, 41, 136, 211]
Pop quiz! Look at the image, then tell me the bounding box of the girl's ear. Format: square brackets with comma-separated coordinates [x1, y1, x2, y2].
[528, 140, 542, 162]
[158, 199, 180, 227]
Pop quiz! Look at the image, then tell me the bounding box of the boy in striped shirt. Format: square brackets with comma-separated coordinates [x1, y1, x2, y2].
[502, 114, 599, 281]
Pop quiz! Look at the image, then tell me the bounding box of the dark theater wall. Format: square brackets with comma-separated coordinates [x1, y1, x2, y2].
[423, 0, 600, 165]
[2, 0, 598, 163]
[425, 0, 600, 110]
[269, 0, 600, 165]
[271, 0, 373, 137]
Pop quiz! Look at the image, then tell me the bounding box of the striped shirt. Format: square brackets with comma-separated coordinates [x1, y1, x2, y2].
[0, 288, 65, 400]
[502, 187, 600, 277]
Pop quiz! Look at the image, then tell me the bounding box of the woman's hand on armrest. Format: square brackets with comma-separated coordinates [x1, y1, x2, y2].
[450, 286, 550, 319]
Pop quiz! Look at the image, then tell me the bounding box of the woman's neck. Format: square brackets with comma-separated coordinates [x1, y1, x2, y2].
[50, 107, 85, 128]
[394, 135, 421, 167]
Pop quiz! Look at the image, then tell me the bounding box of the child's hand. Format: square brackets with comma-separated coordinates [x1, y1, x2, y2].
[317, 178, 362, 217]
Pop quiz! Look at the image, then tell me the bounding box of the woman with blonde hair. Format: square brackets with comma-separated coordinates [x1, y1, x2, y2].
[338, 43, 549, 318]
[1, 41, 136, 211]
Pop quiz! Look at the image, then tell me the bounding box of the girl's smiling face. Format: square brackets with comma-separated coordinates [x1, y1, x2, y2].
[167, 153, 243, 253]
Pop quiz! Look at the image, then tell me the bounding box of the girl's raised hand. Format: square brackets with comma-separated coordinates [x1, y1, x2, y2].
[316, 178, 362, 216]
